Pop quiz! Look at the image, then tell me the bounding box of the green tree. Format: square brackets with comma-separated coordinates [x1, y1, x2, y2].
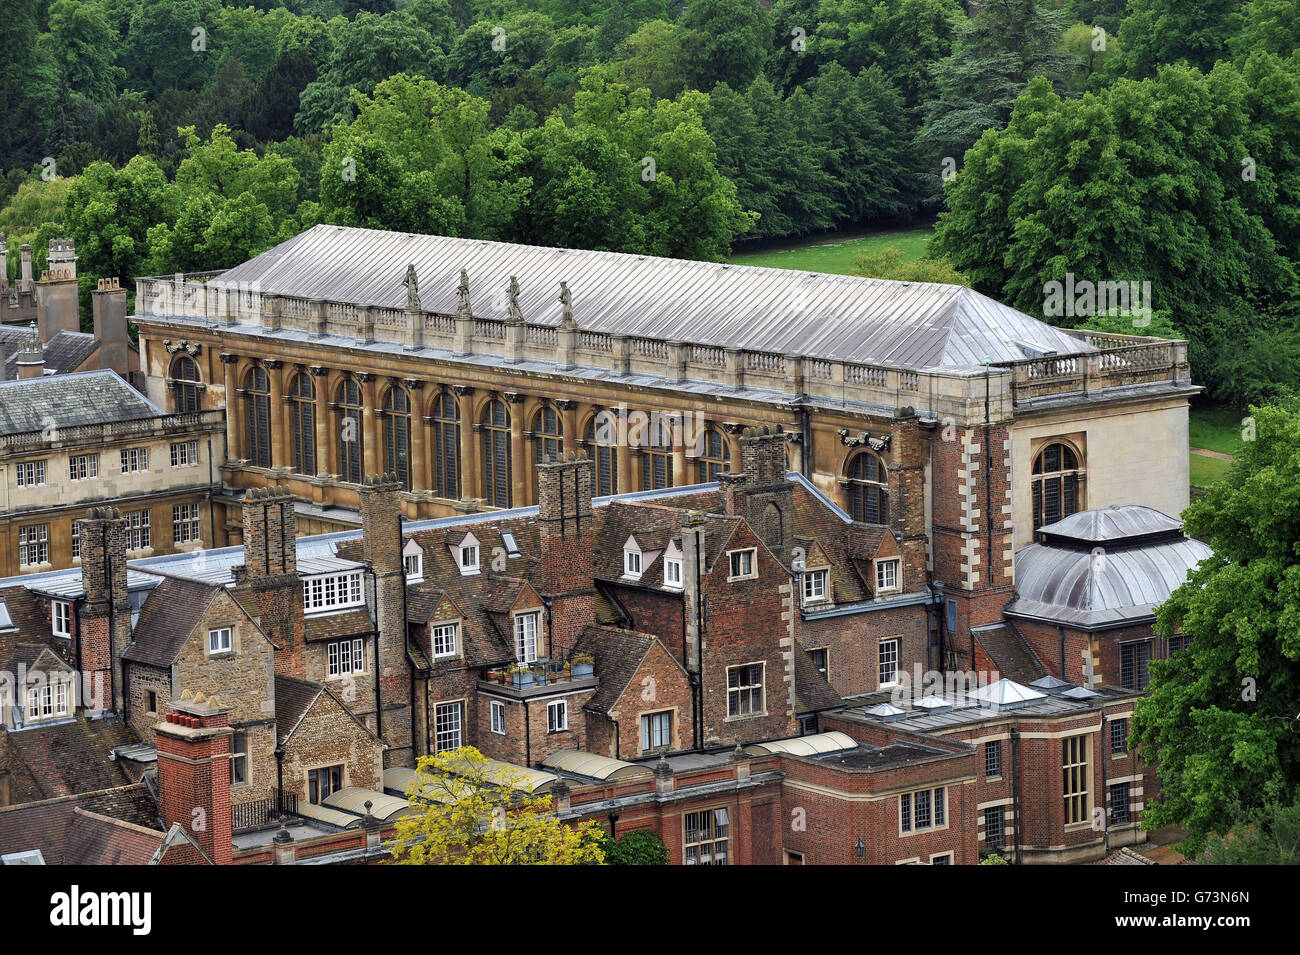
[40, 0, 126, 107]
[121, 0, 222, 95]
[62, 155, 173, 294]
[1115, 0, 1245, 78]
[0, 0, 59, 168]
[854, 247, 970, 285]
[678, 0, 771, 93]
[916, 0, 1077, 176]
[1201, 800, 1300, 864]
[605, 828, 669, 865]
[389, 746, 607, 865]
[1133, 400, 1300, 855]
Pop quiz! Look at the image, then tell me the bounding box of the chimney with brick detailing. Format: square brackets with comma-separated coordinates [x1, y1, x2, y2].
[731, 427, 795, 554]
[358, 473, 411, 767]
[77, 508, 131, 713]
[155, 695, 233, 865]
[889, 407, 929, 588]
[537, 451, 596, 657]
[232, 487, 304, 678]
[92, 278, 130, 377]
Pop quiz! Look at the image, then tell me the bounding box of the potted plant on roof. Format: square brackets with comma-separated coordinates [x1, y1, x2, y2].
[572, 653, 595, 679]
[510, 663, 534, 688]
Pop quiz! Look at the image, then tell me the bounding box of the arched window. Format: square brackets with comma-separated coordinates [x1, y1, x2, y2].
[846, 452, 888, 524]
[335, 378, 364, 484]
[1032, 442, 1082, 529]
[288, 373, 315, 475]
[640, 416, 675, 491]
[533, 404, 563, 465]
[481, 399, 512, 508]
[172, 356, 201, 413]
[695, 427, 727, 483]
[382, 386, 412, 491]
[585, 411, 619, 497]
[430, 390, 460, 500]
[243, 366, 271, 468]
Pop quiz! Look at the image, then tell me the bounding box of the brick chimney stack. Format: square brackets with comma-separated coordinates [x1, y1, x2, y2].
[889, 408, 929, 588]
[537, 451, 597, 657]
[78, 508, 131, 712]
[734, 427, 795, 554]
[91, 278, 129, 377]
[233, 486, 303, 678]
[155, 694, 233, 866]
[358, 473, 412, 767]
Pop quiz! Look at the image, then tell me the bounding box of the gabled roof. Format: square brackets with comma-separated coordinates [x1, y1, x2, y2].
[209, 225, 1094, 369]
[122, 577, 221, 667]
[572, 624, 659, 714]
[2, 714, 138, 803]
[0, 784, 162, 865]
[794, 648, 843, 714]
[274, 674, 379, 747]
[0, 327, 100, 380]
[0, 369, 161, 436]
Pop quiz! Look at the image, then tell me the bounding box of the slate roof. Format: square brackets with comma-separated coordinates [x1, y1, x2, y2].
[0, 327, 100, 380]
[122, 577, 219, 667]
[572, 625, 656, 714]
[205, 225, 1095, 370]
[274, 674, 321, 745]
[0, 369, 161, 436]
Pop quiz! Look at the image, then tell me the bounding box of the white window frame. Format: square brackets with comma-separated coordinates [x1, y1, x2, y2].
[434, 701, 463, 753]
[624, 546, 642, 577]
[172, 503, 201, 544]
[432, 622, 458, 659]
[70, 521, 81, 560]
[302, 570, 365, 614]
[124, 509, 150, 550]
[404, 552, 423, 581]
[120, 447, 149, 473]
[875, 558, 901, 594]
[726, 662, 765, 718]
[879, 637, 900, 687]
[170, 440, 199, 468]
[459, 543, 479, 575]
[664, 555, 682, 588]
[547, 699, 568, 733]
[16, 460, 46, 487]
[727, 548, 757, 580]
[68, 454, 98, 481]
[208, 627, 232, 654]
[514, 611, 539, 663]
[51, 600, 71, 639]
[327, 637, 365, 677]
[683, 807, 730, 866]
[802, 568, 829, 603]
[490, 699, 506, 735]
[18, 524, 49, 567]
[26, 681, 70, 722]
[640, 710, 672, 752]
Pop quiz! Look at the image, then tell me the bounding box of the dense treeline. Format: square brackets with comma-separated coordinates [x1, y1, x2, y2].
[1, 0, 1298, 402]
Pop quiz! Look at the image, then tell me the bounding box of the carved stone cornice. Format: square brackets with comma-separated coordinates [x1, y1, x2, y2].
[838, 429, 891, 452]
[555, 399, 578, 411]
[402, 378, 425, 391]
[721, 421, 746, 435]
[502, 392, 526, 404]
[355, 372, 374, 383]
[218, 353, 239, 365]
[451, 384, 475, 397]
[308, 365, 328, 377]
[264, 359, 283, 370]
[164, 339, 201, 356]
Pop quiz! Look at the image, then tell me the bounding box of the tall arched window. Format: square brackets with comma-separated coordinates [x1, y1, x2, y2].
[534, 404, 563, 464]
[430, 390, 460, 500]
[695, 427, 727, 483]
[335, 379, 365, 484]
[640, 416, 674, 491]
[382, 386, 412, 491]
[1032, 442, 1082, 529]
[846, 451, 889, 524]
[243, 366, 272, 468]
[481, 399, 512, 508]
[172, 356, 201, 413]
[585, 412, 619, 497]
[288, 373, 315, 475]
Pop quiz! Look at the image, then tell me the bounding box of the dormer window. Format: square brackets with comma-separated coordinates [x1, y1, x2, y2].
[51, 600, 71, 638]
[456, 533, 480, 575]
[303, 570, 365, 613]
[624, 537, 643, 578]
[403, 539, 424, 582]
[875, 558, 901, 595]
[802, 569, 829, 604]
[663, 540, 683, 589]
[26, 681, 69, 722]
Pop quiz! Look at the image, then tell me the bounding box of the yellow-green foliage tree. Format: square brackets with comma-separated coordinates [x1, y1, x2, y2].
[388, 746, 607, 865]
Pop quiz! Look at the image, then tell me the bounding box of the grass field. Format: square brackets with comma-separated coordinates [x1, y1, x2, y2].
[1190, 453, 1233, 489]
[1188, 405, 1246, 455]
[729, 226, 934, 275]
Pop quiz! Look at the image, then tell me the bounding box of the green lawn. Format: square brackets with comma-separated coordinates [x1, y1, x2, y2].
[729, 226, 934, 275]
[1188, 405, 1246, 455]
[1190, 452, 1233, 489]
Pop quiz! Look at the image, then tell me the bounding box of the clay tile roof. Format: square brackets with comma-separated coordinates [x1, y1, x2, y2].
[65, 808, 164, 865]
[303, 608, 373, 643]
[973, 624, 1047, 685]
[794, 648, 843, 714]
[4, 713, 137, 803]
[122, 577, 220, 667]
[274, 674, 322, 745]
[573, 624, 656, 714]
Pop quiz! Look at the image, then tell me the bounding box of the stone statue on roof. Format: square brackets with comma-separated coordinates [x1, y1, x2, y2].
[559, 281, 577, 329]
[404, 263, 420, 311]
[506, 275, 524, 325]
[456, 268, 471, 319]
